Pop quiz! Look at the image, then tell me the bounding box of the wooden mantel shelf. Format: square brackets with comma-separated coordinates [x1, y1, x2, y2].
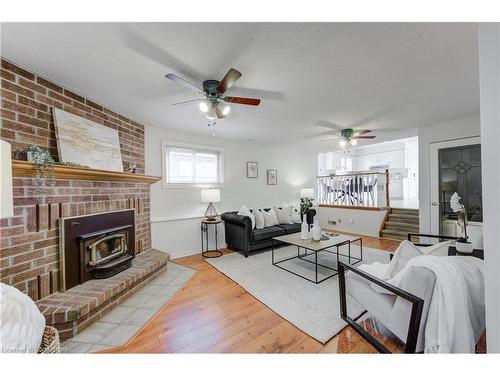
[12, 160, 161, 184]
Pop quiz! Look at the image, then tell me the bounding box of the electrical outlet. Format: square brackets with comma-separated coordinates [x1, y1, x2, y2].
[328, 220, 337, 225]
[349, 218, 354, 224]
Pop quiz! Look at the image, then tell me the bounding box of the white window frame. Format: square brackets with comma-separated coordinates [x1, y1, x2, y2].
[161, 140, 225, 189]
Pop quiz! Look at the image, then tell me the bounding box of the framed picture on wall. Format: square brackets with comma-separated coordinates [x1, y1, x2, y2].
[247, 161, 258, 178]
[267, 169, 277, 185]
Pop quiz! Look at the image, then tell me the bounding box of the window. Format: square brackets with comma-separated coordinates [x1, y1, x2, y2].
[163, 142, 224, 187]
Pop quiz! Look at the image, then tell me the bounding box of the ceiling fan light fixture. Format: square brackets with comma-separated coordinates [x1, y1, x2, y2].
[350, 139, 358, 146]
[339, 140, 347, 148]
[217, 102, 231, 116]
[199, 100, 211, 113]
[206, 105, 217, 120]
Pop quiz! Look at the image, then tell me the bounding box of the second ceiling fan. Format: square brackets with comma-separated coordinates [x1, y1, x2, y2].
[166, 68, 261, 120]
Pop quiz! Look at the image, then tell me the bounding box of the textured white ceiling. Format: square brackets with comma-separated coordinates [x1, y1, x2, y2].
[0, 23, 479, 144]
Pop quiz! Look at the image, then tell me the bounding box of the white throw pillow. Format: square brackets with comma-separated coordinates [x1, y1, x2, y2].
[0, 283, 46, 353]
[262, 209, 279, 227]
[283, 202, 302, 223]
[253, 209, 265, 229]
[291, 208, 302, 223]
[274, 206, 293, 225]
[237, 205, 255, 229]
[420, 240, 452, 257]
[362, 240, 452, 295]
[384, 240, 424, 278]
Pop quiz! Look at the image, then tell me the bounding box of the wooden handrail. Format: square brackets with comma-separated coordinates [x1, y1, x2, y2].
[316, 171, 387, 178]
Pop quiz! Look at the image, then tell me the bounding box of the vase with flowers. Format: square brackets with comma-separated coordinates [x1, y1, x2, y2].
[450, 192, 473, 253]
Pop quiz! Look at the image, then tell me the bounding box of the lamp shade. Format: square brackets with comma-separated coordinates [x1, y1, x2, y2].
[300, 188, 315, 199]
[0, 140, 14, 218]
[201, 189, 220, 203]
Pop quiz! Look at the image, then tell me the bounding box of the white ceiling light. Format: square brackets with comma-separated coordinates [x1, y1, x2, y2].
[217, 102, 231, 116]
[350, 139, 358, 146]
[199, 100, 211, 113]
[339, 140, 347, 148]
[206, 105, 217, 120]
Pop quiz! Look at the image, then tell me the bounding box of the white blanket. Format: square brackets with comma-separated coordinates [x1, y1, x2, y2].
[386, 255, 485, 353]
[0, 283, 46, 353]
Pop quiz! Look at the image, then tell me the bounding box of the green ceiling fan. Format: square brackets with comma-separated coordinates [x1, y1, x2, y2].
[317, 121, 377, 147]
[166, 68, 261, 120]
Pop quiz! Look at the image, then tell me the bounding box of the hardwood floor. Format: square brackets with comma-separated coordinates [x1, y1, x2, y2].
[102, 234, 406, 354]
[100, 234, 486, 354]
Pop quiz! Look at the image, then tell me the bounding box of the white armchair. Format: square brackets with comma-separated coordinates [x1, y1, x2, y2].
[338, 261, 428, 353]
[339, 261, 434, 353]
[338, 233, 483, 353]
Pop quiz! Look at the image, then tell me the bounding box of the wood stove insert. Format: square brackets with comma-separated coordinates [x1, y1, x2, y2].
[59, 209, 135, 291]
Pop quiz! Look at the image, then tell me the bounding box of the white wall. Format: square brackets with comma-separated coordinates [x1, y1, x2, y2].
[145, 126, 317, 258]
[317, 207, 387, 237]
[479, 23, 500, 353]
[351, 142, 406, 171]
[418, 114, 481, 234]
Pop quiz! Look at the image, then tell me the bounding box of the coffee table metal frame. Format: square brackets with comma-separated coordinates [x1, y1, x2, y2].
[271, 235, 363, 284]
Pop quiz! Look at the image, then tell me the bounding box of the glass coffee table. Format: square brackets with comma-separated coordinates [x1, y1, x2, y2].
[271, 232, 363, 284]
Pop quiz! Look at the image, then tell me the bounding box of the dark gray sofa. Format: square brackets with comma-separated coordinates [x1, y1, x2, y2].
[221, 208, 301, 257]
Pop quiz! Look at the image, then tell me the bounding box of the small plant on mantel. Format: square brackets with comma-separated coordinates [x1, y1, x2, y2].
[56, 161, 89, 168]
[27, 145, 56, 197]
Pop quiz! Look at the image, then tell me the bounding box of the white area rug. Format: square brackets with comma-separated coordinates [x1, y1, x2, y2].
[206, 244, 391, 343]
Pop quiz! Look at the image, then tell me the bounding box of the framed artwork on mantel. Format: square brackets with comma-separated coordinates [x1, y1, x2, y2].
[267, 169, 277, 185]
[53, 108, 123, 172]
[247, 161, 258, 178]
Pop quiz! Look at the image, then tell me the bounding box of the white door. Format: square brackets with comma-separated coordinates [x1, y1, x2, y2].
[429, 136, 481, 236]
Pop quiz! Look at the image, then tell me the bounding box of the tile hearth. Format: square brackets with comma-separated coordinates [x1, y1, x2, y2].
[61, 262, 195, 353]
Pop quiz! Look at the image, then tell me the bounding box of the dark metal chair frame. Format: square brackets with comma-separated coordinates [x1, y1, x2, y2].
[338, 261, 424, 353]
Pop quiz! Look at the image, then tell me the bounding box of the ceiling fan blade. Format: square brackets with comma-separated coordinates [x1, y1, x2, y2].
[354, 129, 372, 135]
[165, 73, 203, 93]
[216, 68, 242, 94]
[320, 137, 342, 143]
[224, 96, 261, 106]
[353, 135, 376, 139]
[171, 98, 204, 106]
[314, 121, 344, 131]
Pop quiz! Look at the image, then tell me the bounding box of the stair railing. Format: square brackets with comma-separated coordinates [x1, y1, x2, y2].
[317, 170, 389, 209]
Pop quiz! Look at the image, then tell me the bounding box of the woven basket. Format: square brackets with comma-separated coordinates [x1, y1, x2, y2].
[38, 326, 60, 354]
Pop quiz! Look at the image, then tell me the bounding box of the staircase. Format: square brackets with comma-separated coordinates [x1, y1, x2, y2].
[381, 208, 419, 241]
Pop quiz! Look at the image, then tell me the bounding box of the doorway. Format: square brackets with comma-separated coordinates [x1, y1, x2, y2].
[430, 136, 483, 248]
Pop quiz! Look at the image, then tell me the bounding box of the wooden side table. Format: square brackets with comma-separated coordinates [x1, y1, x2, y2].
[201, 218, 223, 258]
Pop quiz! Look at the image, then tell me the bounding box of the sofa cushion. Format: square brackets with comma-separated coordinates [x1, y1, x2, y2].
[262, 209, 279, 227]
[237, 205, 255, 229]
[274, 206, 294, 224]
[277, 223, 302, 234]
[251, 226, 285, 242]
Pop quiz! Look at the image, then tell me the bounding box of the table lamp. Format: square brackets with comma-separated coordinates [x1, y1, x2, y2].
[300, 188, 315, 200]
[0, 140, 14, 219]
[201, 188, 220, 221]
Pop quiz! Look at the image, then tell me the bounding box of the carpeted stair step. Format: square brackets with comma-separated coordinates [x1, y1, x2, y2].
[381, 229, 409, 241]
[385, 221, 419, 231]
[388, 214, 420, 224]
[390, 208, 419, 216]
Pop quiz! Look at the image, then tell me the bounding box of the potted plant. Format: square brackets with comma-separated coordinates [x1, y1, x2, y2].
[27, 145, 56, 197]
[450, 192, 473, 253]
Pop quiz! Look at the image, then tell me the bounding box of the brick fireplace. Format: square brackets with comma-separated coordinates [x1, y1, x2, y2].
[0, 59, 169, 338]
